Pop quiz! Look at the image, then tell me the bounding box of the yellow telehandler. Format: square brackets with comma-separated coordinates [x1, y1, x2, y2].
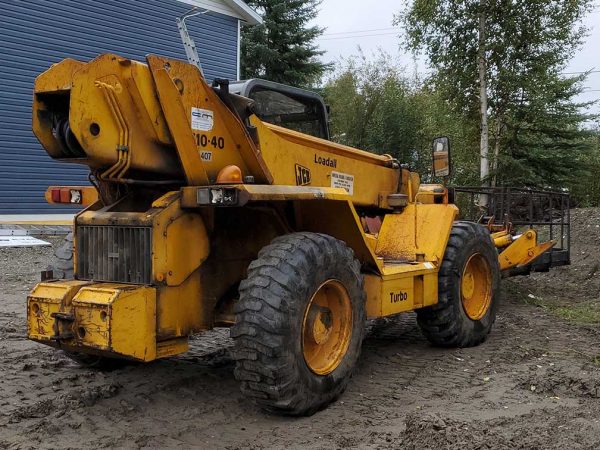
[27, 53, 559, 415]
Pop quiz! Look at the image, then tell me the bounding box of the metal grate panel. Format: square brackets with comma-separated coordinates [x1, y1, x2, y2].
[452, 186, 571, 272]
[77, 225, 152, 284]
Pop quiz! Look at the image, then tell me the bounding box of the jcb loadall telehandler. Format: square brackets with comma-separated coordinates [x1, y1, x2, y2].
[27, 52, 556, 415]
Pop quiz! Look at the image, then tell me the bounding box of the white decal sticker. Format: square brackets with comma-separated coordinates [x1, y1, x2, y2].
[200, 151, 213, 162]
[424, 262, 434, 269]
[191, 107, 214, 131]
[331, 171, 354, 195]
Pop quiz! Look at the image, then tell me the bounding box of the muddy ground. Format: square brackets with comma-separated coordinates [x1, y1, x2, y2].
[1, 210, 599, 450]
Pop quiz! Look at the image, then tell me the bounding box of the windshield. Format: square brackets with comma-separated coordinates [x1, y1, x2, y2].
[250, 88, 327, 139]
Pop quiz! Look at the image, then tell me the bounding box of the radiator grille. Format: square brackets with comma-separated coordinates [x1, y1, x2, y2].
[77, 226, 152, 284]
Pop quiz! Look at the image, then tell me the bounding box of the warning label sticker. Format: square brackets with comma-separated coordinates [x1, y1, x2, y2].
[191, 107, 214, 131]
[331, 171, 354, 195]
[200, 151, 213, 162]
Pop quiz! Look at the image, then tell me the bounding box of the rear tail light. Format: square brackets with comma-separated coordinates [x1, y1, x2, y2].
[50, 188, 82, 204]
[51, 188, 61, 203]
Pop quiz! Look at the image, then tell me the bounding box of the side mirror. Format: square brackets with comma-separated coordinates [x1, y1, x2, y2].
[432, 136, 451, 177]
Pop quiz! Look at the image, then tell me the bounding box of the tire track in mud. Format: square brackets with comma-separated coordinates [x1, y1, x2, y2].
[345, 302, 600, 433]
[2, 242, 600, 449]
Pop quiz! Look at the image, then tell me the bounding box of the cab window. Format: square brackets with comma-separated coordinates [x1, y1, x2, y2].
[249, 88, 328, 139]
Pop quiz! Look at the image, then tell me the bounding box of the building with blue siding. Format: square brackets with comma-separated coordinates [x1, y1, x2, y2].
[0, 0, 259, 215]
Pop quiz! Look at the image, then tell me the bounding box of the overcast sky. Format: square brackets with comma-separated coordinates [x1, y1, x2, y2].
[311, 0, 600, 116]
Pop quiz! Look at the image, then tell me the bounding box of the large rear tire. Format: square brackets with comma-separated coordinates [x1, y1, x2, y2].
[62, 350, 127, 370]
[49, 231, 74, 279]
[416, 221, 500, 347]
[231, 232, 366, 416]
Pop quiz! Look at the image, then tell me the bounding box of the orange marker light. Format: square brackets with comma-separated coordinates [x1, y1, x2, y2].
[216, 165, 243, 184]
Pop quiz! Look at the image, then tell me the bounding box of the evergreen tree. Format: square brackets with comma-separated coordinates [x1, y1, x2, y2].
[499, 73, 595, 189]
[575, 128, 600, 206]
[241, 0, 330, 87]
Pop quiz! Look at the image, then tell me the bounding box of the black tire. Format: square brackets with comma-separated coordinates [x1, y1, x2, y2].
[416, 221, 500, 347]
[49, 232, 74, 279]
[231, 232, 366, 416]
[62, 350, 128, 371]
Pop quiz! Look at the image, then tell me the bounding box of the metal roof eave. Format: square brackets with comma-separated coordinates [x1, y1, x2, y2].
[177, 0, 263, 25]
[226, 0, 262, 25]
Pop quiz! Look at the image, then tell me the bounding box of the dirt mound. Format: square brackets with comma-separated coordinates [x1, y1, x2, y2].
[393, 413, 510, 450]
[564, 207, 600, 264]
[391, 405, 600, 450]
[516, 365, 600, 399]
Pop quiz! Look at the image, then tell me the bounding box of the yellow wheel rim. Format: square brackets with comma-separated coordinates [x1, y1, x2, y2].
[461, 253, 493, 320]
[302, 280, 353, 375]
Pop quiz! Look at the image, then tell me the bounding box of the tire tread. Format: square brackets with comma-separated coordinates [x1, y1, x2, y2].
[416, 221, 500, 348]
[232, 232, 365, 416]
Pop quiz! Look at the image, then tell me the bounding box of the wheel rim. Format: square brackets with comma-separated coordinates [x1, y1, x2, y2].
[302, 279, 353, 375]
[461, 253, 493, 320]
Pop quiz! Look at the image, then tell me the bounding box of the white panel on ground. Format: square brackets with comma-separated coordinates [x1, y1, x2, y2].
[0, 229, 27, 236]
[0, 236, 51, 248]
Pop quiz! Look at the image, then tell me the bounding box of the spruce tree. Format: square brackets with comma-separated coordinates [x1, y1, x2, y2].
[241, 0, 330, 87]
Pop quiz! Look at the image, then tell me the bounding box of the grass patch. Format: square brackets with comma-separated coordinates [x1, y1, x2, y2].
[551, 303, 600, 324]
[522, 294, 600, 325]
[505, 280, 600, 325]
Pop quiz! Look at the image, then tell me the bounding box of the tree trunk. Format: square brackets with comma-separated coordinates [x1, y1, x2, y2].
[477, 0, 489, 207]
[492, 117, 502, 187]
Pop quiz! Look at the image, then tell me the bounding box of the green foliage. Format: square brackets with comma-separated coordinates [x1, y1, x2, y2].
[323, 53, 599, 205]
[398, 0, 593, 118]
[522, 292, 600, 325]
[500, 74, 596, 188]
[568, 128, 600, 207]
[241, 0, 331, 87]
[323, 53, 480, 185]
[395, 0, 598, 204]
[241, 0, 600, 206]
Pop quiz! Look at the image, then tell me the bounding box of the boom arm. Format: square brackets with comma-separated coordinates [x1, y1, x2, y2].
[32, 54, 403, 209]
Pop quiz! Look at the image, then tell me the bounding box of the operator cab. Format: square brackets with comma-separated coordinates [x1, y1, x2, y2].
[230, 79, 330, 140]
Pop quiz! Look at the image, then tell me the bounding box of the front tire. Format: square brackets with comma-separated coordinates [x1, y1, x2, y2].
[416, 221, 500, 347]
[231, 232, 366, 416]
